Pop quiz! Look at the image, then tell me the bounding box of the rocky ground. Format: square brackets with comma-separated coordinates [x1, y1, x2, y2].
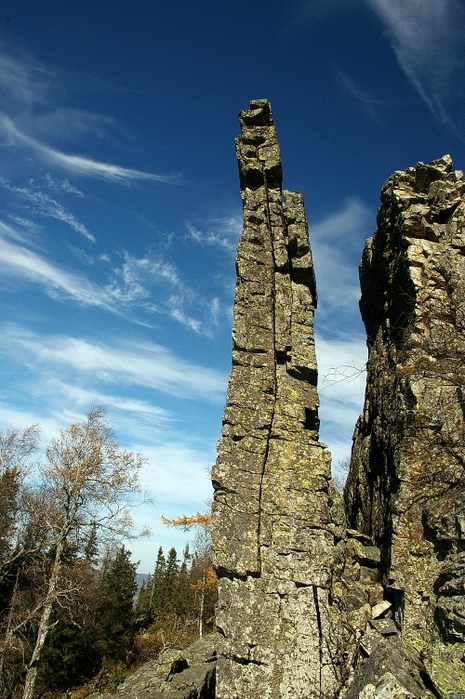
[86, 635, 216, 699]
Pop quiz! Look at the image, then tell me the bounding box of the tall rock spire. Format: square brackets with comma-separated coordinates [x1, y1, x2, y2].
[211, 99, 340, 699]
[346, 155, 465, 691]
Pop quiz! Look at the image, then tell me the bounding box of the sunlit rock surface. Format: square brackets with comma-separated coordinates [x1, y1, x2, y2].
[211, 102, 465, 699]
[346, 155, 465, 695]
[211, 99, 341, 699]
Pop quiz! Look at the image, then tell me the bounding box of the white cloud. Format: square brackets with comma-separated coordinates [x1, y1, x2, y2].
[9, 185, 95, 242]
[138, 443, 214, 502]
[0, 49, 175, 185]
[0, 50, 54, 109]
[315, 332, 367, 475]
[311, 198, 372, 242]
[106, 251, 223, 334]
[168, 302, 203, 334]
[0, 222, 115, 308]
[32, 109, 117, 142]
[0, 113, 178, 185]
[45, 148, 178, 184]
[129, 439, 215, 569]
[309, 200, 371, 476]
[316, 334, 367, 401]
[334, 65, 389, 122]
[42, 380, 173, 424]
[186, 214, 242, 252]
[365, 0, 465, 128]
[45, 174, 84, 197]
[106, 253, 181, 304]
[2, 325, 227, 402]
[311, 198, 372, 317]
[7, 216, 43, 234]
[0, 224, 219, 332]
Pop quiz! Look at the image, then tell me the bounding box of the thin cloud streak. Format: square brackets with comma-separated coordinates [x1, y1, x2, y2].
[334, 65, 388, 122]
[311, 198, 372, 241]
[3, 325, 227, 402]
[311, 198, 372, 318]
[48, 150, 178, 184]
[0, 223, 218, 333]
[106, 251, 220, 334]
[6, 185, 95, 242]
[0, 224, 116, 309]
[0, 113, 178, 185]
[0, 51, 54, 108]
[186, 214, 242, 253]
[365, 0, 465, 129]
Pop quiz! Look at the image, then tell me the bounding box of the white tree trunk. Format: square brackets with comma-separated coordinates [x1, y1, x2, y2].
[22, 537, 64, 699]
[198, 572, 205, 639]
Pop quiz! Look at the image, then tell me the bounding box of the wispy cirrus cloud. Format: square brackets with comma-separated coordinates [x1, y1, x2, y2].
[0, 50, 54, 109]
[45, 174, 83, 197]
[311, 198, 372, 320]
[3, 182, 95, 242]
[0, 113, 178, 185]
[105, 250, 224, 334]
[334, 65, 389, 122]
[0, 222, 224, 334]
[2, 324, 227, 402]
[106, 252, 181, 304]
[0, 221, 114, 308]
[45, 148, 178, 184]
[0, 49, 177, 185]
[364, 0, 465, 129]
[38, 379, 173, 426]
[186, 214, 242, 252]
[7, 216, 43, 235]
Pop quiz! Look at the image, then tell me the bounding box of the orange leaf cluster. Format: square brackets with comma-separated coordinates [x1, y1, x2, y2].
[161, 512, 211, 530]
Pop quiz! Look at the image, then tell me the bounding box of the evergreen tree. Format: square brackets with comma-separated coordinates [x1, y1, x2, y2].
[135, 578, 149, 617]
[148, 546, 166, 622]
[175, 545, 192, 621]
[163, 547, 179, 618]
[97, 546, 138, 662]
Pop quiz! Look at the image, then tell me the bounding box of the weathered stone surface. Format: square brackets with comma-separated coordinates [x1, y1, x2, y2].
[345, 637, 434, 699]
[87, 635, 216, 699]
[210, 103, 465, 699]
[211, 99, 340, 699]
[346, 155, 465, 691]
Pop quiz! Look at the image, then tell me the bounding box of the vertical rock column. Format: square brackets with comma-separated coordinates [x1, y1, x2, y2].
[346, 156, 465, 683]
[212, 100, 339, 699]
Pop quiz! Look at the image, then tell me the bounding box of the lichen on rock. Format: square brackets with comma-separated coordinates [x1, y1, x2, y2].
[347, 155, 465, 693]
[211, 99, 342, 699]
[211, 101, 465, 699]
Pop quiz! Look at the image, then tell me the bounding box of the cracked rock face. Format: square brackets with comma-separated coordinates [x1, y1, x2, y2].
[211, 100, 339, 699]
[346, 155, 465, 692]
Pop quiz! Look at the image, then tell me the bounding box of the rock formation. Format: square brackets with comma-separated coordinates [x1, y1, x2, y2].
[211, 99, 465, 699]
[211, 99, 342, 699]
[87, 634, 217, 699]
[346, 154, 465, 696]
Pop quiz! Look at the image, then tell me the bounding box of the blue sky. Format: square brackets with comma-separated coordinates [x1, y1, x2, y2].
[0, 0, 464, 571]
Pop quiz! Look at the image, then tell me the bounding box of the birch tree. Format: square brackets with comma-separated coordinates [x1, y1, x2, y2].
[21, 407, 146, 699]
